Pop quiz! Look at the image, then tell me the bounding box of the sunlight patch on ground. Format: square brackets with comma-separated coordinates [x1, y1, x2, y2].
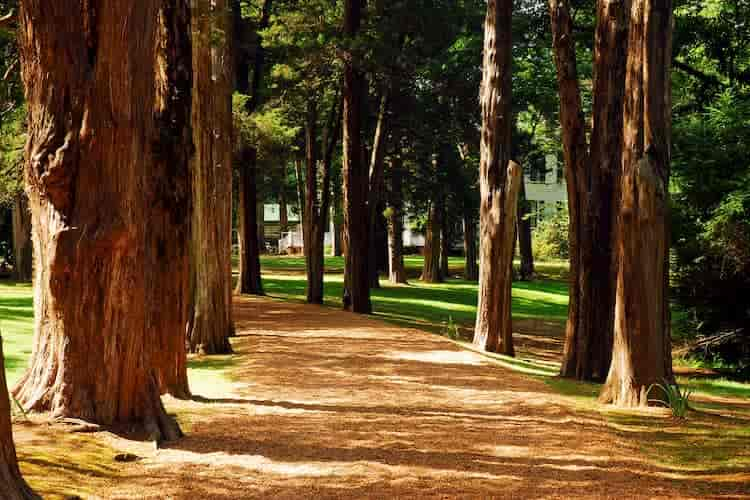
[379, 349, 487, 366]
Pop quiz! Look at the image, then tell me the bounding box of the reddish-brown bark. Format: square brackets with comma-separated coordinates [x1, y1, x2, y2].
[342, 0, 372, 314]
[421, 198, 443, 284]
[473, 0, 520, 355]
[188, 0, 235, 355]
[11, 193, 32, 282]
[14, 0, 181, 441]
[600, 0, 674, 406]
[0, 336, 37, 499]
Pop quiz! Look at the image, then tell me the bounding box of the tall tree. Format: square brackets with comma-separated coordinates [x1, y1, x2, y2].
[0, 335, 37, 499]
[13, 0, 181, 441]
[342, 0, 372, 313]
[234, 0, 272, 296]
[367, 91, 390, 289]
[11, 193, 31, 281]
[473, 0, 522, 355]
[600, 0, 674, 406]
[550, 0, 627, 381]
[188, 0, 235, 354]
[517, 176, 534, 281]
[421, 196, 443, 283]
[151, 0, 193, 397]
[386, 155, 407, 284]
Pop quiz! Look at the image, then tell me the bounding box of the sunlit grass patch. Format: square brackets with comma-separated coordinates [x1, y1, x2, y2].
[0, 281, 34, 385]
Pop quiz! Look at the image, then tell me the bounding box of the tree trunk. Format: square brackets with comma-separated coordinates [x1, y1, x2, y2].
[600, 0, 674, 406]
[421, 199, 443, 283]
[331, 199, 343, 257]
[463, 210, 479, 281]
[342, 0, 371, 314]
[368, 92, 389, 289]
[303, 100, 324, 303]
[551, 0, 626, 381]
[0, 336, 38, 499]
[150, 0, 193, 398]
[440, 205, 451, 278]
[234, 0, 271, 295]
[279, 184, 288, 233]
[517, 175, 535, 281]
[188, 0, 235, 355]
[14, 0, 181, 441]
[387, 157, 407, 284]
[11, 193, 32, 282]
[236, 150, 264, 294]
[473, 0, 519, 355]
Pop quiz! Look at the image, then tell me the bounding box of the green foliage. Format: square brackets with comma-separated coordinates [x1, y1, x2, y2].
[443, 316, 461, 340]
[0, 103, 25, 207]
[233, 93, 299, 161]
[532, 210, 570, 260]
[647, 381, 693, 419]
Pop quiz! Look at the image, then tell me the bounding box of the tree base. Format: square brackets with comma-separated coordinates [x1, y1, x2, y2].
[0, 466, 39, 500]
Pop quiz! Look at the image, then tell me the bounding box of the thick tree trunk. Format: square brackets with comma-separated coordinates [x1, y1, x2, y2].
[551, 0, 624, 381]
[14, 0, 181, 441]
[387, 157, 407, 284]
[150, 0, 193, 398]
[0, 336, 38, 499]
[600, 0, 674, 406]
[11, 193, 32, 282]
[368, 92, 389, 289]
[463, 210, 479, 281]
[188, 0, 234, 355]
[421, 199, 443, 283]
[342, 0, 371, 313]
[473, 0, 519, 355]
[236, 150, 264, 294]
[517, 176, 535, 281]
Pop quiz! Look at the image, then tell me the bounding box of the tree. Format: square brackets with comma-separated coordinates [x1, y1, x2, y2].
[600, 0, 674, 406]
[473, 0, 522, 355]
[386, 155, 407, 284]
[517, 176, 534, 281]
[342, 0, 372, 313]
[421, 195, 443, 283]
[188, 0, 235, 355]
[234, 0, 272, 296]
[11, 191, 30, 281]
[151, 0, 193, 397]
[550, 0, 626, 381]
[0, 335, 37, 499]
[13, 0, 181, 441]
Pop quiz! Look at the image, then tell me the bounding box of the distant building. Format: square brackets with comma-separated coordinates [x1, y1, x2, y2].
[524, 154, 567, 226]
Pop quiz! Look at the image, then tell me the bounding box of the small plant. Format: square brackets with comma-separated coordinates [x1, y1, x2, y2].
[444, 316, 461, 341]
[647, 380, 693, 419]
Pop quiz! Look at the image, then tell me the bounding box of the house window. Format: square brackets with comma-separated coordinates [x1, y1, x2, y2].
[528, 200, 546, 228]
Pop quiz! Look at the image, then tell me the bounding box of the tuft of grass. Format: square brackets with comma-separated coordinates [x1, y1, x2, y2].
[648, 380, 693, 419]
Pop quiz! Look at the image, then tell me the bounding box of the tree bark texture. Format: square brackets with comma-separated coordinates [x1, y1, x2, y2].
[421, 198, 443, 283]
[0, 336, 38, 499]
[551, 0, 625, 381]
[517, 175, 534, 281]
[440, 205, 451, 278]
[387, 156, 407, 284]
[150, 0, 193, 398]
[473, 0, 519, 355]
[11, 193, 32, 282]
[189, 0, 234, 355]
[342, 0, 371, 313]
[600, 0, 674, 406]
[463, 210, 479, 281]
[14, 0, 181, 441]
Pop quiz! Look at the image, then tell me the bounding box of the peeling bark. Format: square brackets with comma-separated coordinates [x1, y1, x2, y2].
[600, 0, 674, 406]
[14, 0, 182, 441]
[473, 0, 519, 355]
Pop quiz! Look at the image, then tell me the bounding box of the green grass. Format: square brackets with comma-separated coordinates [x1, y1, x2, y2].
[0, 281, 34, 386]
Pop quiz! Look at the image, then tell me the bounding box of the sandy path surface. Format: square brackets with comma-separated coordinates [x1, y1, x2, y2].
[46, 296, 750, 498]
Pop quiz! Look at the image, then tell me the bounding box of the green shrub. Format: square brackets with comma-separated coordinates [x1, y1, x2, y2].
[532, 210, 569, 260]
[647, 380, 693, 419]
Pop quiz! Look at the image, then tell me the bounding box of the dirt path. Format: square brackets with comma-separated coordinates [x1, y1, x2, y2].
[17, 296, 750, 498]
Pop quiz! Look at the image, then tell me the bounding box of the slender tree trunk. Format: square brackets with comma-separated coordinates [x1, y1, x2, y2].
[0, 336, 38, 499]
[14, 0, 181, 441]
[236, 150, 264, 294]
[440, 205, 451, 278]
[463, 210, 479, 281]
[517, 175, 535, 281]
[331, 200, 343, 257]
[188, 0, 234, 354]
[387, 156, 407, 284]
[294, 157, 305, 225]
[279, 184, 288, 233]
[368, 92, 389, 289]
[234, 0, 271, 295]
[150, 0, 193, 398]
[600, 0, 674, 406]
[342, 0, 371, 313]
[421, 199, 443, 283]
[473, 0, 520, 355]
[11, 193, 32, 282]
[303, 100, 324, 303]
[551, 0, 625, 381]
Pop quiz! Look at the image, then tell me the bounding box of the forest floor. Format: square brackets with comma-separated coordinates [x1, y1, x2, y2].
[7, 292, 750, 499]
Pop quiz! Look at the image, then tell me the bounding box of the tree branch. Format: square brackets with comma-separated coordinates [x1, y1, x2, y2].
[0, 10, 15, 29]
